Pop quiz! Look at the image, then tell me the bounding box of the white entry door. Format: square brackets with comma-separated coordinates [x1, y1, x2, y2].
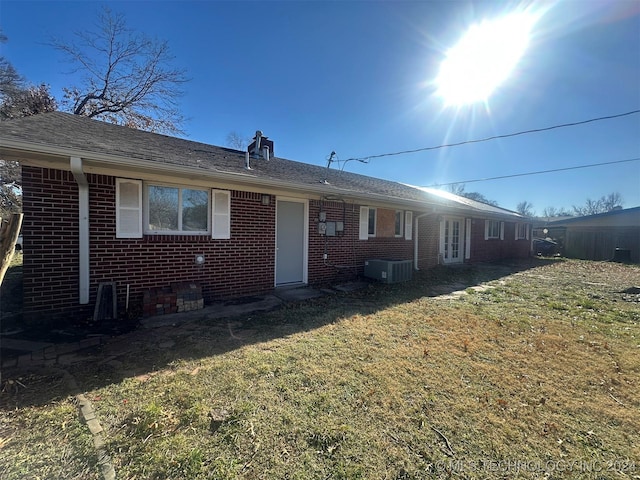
[440, 217, 464, 264]
[275, 199, 307, 285]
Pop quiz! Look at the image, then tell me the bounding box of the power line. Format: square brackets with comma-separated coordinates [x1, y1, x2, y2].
[425, 157, 640, 187]
[342, 109, 640, 163]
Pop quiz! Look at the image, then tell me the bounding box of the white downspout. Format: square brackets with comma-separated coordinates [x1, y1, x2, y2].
[70, 156, 90, 304]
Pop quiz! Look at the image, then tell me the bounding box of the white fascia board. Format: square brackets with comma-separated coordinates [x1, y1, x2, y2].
[1, 138, 446, 212]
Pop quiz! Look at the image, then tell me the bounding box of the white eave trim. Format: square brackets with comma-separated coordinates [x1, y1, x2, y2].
[0, 137, 525, 219]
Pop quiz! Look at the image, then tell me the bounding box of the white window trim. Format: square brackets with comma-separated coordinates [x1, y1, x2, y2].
[116, 178, 143, 239]
[484, 219, 504, 240]
[144, 182, 211, 235]
[515, 223, 530, 240]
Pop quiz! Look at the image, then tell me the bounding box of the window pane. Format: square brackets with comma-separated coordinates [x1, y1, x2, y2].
[395, 211, 402, 236]
[182, 189, 208, 231]
[488, 220, 500, 238]
[368, 208, 376, 235]
[148, 186, 178, 231]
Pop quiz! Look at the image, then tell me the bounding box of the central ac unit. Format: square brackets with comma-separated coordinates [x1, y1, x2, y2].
[364, 259, 413, 284]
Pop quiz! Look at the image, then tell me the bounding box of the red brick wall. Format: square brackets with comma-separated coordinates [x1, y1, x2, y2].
[468, 218, 531, 262]
[22, 167, 276, 324]
[21, 166, 529, 325]
[307, 200, 414, 286]
[416, 214, 440, 270]
[22, 167, 84, 323]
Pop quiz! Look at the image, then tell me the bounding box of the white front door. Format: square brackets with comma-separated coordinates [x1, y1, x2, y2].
[440, 217, 464, 264]
[275, 199, 308, 285]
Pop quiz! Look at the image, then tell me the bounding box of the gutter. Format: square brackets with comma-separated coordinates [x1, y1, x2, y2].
[1, 138, 526, 219]
[1, 139, 439, 211]
[70, 156, 90, 305]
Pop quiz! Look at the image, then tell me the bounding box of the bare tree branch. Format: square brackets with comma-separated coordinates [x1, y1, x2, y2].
[50, 7, 190, 134]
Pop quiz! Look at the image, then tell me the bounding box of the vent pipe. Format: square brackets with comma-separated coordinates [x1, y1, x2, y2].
[244, 151, 251, 170]
[262, 145, 270, 161]
[253, 130, 263, 158]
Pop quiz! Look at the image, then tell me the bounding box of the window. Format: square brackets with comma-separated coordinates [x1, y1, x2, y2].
[368, 208, 376, 236]
[359, 206, 377, 239]
[146, 185, 209, 233]
[394, 210, 404, 237]
[116, 179, 231, 238]
[485, 220, 504, 240]
[360, 206, 412, 240]
[516, 223, 529, 240]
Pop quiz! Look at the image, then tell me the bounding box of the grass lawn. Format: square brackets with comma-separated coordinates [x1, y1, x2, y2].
[1, 259, 639, 479]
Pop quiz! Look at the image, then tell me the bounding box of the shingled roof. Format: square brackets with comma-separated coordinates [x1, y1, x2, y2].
[0, 112, 522, 218]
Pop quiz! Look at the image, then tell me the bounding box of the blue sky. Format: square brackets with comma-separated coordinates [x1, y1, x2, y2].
[1, 0, 639, 214]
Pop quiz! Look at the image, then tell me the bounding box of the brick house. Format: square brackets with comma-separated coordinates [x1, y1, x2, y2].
[0, 113, 531, 325]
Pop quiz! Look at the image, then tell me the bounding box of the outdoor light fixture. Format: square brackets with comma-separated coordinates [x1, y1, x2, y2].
[195, 254, 205, 265]
[261, 194, 271, 206]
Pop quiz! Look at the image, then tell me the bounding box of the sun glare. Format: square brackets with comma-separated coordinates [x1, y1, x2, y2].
[435, 11, 539, 106]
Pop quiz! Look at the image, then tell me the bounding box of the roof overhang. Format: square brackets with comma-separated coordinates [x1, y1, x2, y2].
[0, 138, 432, 211]
[1, 137, 527, 221]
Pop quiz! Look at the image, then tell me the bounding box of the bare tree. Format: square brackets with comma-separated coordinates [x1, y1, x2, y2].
[448, 183, 466, 196]
[0, 31, 23, 100]
[516, 200, 535, 217]
[600, 192, 624, 211]
[447, 183, 499, 206]
[50, 8, 189, 134]
[572, 192, 624, 216]
[226, 131, 250, 150]
[1, 32, 57, 216]
[542, 206, 572, 218]
[0, 83, 56, 120]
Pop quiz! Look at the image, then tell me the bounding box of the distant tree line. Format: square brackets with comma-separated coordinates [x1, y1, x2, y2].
[516, 192, 624, 219]
[445, 185, 625, 220]
[516, 192, 624, 218]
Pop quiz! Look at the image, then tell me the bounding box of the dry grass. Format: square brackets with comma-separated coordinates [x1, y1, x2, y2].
[1, 259, 639, 479]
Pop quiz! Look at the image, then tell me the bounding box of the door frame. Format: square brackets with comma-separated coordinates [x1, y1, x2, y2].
[439, 215, 465, 264]
[275, 197, 309, 286]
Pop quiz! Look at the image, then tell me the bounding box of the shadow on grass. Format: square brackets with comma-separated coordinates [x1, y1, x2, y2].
[1, 257, 560, 408]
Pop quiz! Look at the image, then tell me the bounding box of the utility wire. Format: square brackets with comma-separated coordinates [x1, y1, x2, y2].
[425, 157, 640, 187]
[342, 109, 640, 163]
